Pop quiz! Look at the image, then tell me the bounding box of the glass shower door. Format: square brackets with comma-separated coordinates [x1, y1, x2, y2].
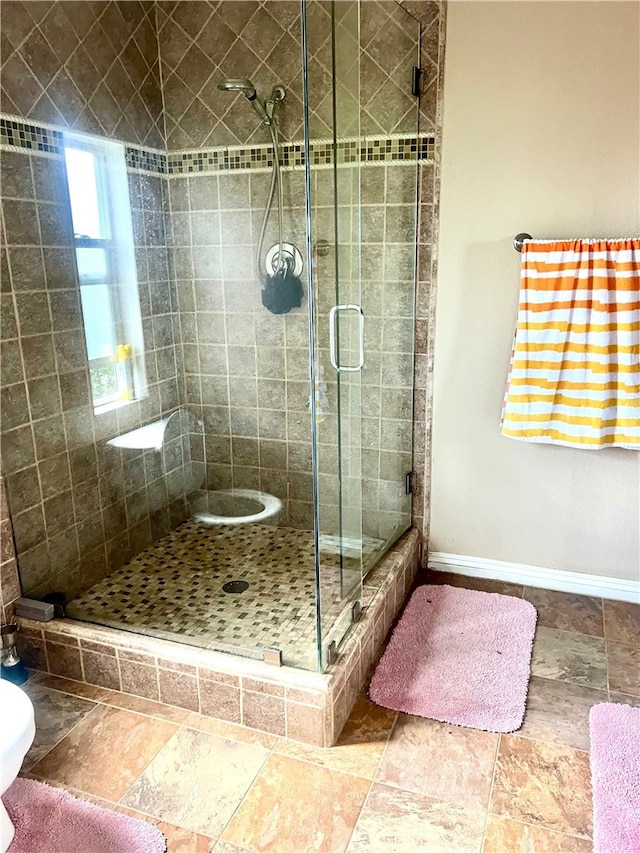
[302, 0, 363, 669]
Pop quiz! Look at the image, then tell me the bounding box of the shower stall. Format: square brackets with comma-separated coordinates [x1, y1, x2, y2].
[1, 0, 423, 675]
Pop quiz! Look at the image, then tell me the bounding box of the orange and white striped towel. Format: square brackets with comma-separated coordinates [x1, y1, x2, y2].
[501, 238, 640, 449]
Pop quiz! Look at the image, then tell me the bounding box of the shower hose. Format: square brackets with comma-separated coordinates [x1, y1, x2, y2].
[256, 119, 286, 279]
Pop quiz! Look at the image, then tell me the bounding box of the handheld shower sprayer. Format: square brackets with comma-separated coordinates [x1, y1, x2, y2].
[217, 78, 271, 125]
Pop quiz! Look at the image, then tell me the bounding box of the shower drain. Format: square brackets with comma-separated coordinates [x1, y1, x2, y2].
[222, 580, 249, 594]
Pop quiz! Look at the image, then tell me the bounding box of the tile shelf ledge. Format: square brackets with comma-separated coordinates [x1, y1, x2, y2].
[107, 418, 171, 451]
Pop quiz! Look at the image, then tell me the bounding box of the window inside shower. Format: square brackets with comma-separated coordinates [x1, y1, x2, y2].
[63, 134, 146, 413]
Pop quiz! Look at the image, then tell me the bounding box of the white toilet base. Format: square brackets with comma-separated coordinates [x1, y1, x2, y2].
[1, 798, 15, 853]
[0, 679, 36, 853]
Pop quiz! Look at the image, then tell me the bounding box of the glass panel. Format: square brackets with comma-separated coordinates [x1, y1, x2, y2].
[359, 2, 420, 570]
[64, 147, 109, 240]
[304, 0, 364, 670]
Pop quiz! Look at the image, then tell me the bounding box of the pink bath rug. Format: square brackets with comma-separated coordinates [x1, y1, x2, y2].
[3, 777, 166, 853]
[369, 584, 537, 732]
[590, 703, 640, 853]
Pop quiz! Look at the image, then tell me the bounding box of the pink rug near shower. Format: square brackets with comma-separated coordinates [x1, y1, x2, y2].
[590, 703, 640, 853]
[3, 777, 166, 853]
[369, 584, 537, 732]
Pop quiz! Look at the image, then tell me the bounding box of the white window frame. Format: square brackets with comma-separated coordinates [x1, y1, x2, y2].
[63, 132, 147, 414]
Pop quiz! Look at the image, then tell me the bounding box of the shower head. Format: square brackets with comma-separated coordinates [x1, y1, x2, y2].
[217, 78, 257, 97]
[217, 78, 271, 125]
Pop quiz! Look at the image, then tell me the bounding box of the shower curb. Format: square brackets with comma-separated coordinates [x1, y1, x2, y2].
[16, 529, 420, 747]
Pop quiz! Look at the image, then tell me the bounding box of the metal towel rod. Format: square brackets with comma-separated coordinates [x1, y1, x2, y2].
[513, 233, 532, 252]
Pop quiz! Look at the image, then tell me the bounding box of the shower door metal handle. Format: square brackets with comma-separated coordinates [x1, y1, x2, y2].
[329, 304, 365, 372]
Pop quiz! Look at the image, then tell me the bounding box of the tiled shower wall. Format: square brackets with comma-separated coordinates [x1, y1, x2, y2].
[0, 147, 184, 600]
[168, 167, 316, 528]
[0, 0, 163, 148]
[0, 476, 21, 621]
[0, 0, 183, 599]
[160, 0, 421, 533]
[1, 0, 446, 613]
[156, 0, 418, 145]
[404, 0, 446, 546]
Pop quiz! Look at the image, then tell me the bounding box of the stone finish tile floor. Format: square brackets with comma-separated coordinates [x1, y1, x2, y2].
[16, 573, 639, 852]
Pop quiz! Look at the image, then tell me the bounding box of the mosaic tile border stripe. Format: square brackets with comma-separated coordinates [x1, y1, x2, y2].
[0, 116, 64, 156]
[125, 146, 167, 175]
[1, 115, 434, 177]
[1, 114, 167, 175]
[167, 134, 435, 175]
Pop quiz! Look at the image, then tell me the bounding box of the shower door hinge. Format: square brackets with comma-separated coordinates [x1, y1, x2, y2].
[326, 640, 338, 666]
[411, 67, 422, 98]
[405, 470, 416, 495]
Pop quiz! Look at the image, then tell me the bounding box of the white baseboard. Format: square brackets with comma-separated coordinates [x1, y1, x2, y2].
[427, 552, 640, 604]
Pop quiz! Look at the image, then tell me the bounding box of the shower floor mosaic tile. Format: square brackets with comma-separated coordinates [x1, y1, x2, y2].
[67, 522, 382, 670]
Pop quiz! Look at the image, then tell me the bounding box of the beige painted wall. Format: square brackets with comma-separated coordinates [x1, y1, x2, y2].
[430, 1, 640, 581]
